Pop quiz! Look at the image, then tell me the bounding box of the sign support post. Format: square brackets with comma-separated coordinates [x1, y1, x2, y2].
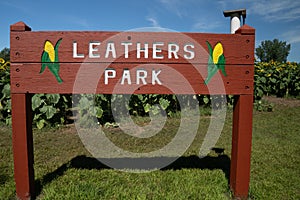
[11, 93, 34, 200]
[10, 22, 35, 200]
[231, 94, 253, 198]
[230, 25, 255, 199]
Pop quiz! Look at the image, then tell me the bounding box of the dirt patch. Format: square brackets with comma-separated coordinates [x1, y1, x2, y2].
[263, 96, 300, 107]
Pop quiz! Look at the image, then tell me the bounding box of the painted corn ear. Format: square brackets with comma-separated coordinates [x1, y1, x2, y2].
[44, 41, 55, 62]
[204, 41, 226, 85]
[212, 42, 223, 64]
[40, 38, 63, 83]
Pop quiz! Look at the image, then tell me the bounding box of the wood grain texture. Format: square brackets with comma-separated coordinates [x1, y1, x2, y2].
[230, 94, 253, 199]
[10, 21, 31, 32]
[11, 93, 34, 200]
[10, 23, 255, 96]
[11, 63, 253, 94]
[10, 31, 255, 64]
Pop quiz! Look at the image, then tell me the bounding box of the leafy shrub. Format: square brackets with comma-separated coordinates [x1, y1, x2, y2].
[32, 94, 71, 129]
[253, 61, 300, 111]
[0, 58, 11, 125]
[254, 61, 300, 99]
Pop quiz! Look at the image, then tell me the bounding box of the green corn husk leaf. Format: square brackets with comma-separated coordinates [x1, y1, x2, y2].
[40, 51, 51, 73]
[205, 41, 217, 85]
[54, 38, 62, 62]
[206, 41, 213, 56]
[217, 54, 227, 76]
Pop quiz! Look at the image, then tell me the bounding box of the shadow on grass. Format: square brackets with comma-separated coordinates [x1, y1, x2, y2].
[35, 154, 230, 198]
[0, 174, 9, 185]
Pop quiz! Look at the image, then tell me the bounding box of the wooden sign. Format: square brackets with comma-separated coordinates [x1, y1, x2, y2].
[10, 21, 255, 199]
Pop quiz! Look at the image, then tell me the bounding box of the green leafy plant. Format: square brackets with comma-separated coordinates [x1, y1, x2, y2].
[254, 61, 300, 99]
[32, 94, 71, 129]
[0, 58, 11, 125]
[72, 94, 104, 128]
[254, 99, 274, 112]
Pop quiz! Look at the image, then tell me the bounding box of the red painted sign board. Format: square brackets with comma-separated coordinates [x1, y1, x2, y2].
[10, 21, 255, 199]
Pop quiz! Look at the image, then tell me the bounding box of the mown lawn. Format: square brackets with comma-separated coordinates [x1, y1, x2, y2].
[0, 100, 299, 199]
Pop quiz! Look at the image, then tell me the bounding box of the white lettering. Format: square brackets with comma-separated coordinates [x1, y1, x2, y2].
[121, 69, 131, 85]
[121, 42, 132, 58]
[105, 69, 116, 84]
[105, 42, 116, 58]
[184, 44, 195, 59]
[137, 43, 149, 59]
[73, 41, 84, 58]
[168, 43, 179, 59]
[152, 69, 162, 85]
[73, 41, 196, 60]
[89, 42, 101, 58]
[153, 42, 164, 59]
[136, 69, 147, 84]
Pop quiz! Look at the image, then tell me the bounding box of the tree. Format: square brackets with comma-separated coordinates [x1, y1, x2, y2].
[255, 39, 290, 62]
[0, 48, 10, 61]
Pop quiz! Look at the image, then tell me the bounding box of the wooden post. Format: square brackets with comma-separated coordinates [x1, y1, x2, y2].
[230, 25, 255, 199]
[11, 93, 34, 200]
[230, 94, 253, 199]
[10, 22, 34, 200]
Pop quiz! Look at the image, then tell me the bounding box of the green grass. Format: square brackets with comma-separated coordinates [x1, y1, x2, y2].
[250, 106, 300, 199]
[0, 102, 300, 199]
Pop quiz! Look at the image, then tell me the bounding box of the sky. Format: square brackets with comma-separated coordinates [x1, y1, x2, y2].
[1, 0, 300, 62]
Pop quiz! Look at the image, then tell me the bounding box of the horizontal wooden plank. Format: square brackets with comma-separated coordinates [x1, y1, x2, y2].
[10, 31, 255, 64]
[11, 63, 254, 95]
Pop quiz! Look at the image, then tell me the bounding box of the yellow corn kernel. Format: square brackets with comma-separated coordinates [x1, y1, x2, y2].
[44, 41, 55, 62]
[212, 42, 223, 64]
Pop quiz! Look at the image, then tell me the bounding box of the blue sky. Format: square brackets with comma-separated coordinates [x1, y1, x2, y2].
[1, 0, 300, 61]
